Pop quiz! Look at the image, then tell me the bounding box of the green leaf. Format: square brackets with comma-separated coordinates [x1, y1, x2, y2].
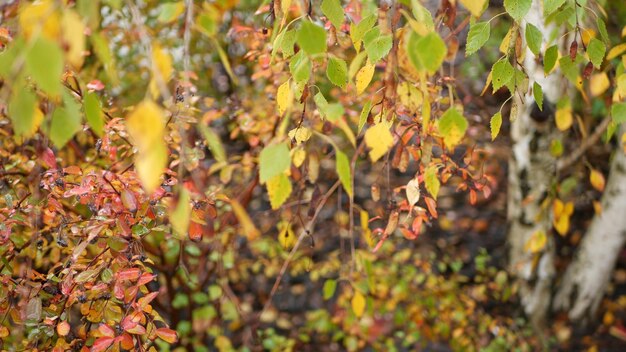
[407, 31, 447, 74]
[438, 107, 468, 149]
[0, 37, 24, 78]
[259, 142, 291, 184]
[280, 30, 297, 58]
[321, 0, 344, 29]
[544, 0, 565, 16]
[466, 21, 490, 57]
[597, 18, 609, 45]
[490, 112, 502, 141]
[587, 38, 606, 69]
[267, 173, 292, 210]
[314, 92, 329, 119]
[358, 100, 372, 134]
[323, 279, 337, 300]
[325, 103, 345, 121]
[157, 2, 184, 23]
[544, 45, 558, 74]
[84, 92, 104, 137]
[296, 21, 327, 55]
[336, 150, 352, 197]
[171, 188, 191, 240]
[198, 124, 227, 163]
[411, 0, 435, 31]
[505, 68, 528, 95]
[504, 0, 531, 22]
[424, 165, 440, 199]
[26, 37, 63, 97]
[491, 59, 514, 92]
[533, 82, 543, 111]
[289, 51, 311, 83]
[525, 23, 542, 56]
[327, 57, 348, 89]
[350, 14, 377, 52]
[363, 27, 393, 63]
[612, 103, 626, 124]
[49, 92, 82, 148]
[8, 88, 37, 138]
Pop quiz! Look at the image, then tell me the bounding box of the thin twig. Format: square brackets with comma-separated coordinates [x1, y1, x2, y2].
[259, 180, 341, 317]
[557, 116, 611, 172]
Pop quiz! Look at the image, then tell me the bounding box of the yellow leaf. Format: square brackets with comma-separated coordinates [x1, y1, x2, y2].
[360, 210, 374, 248]
[499, 26, 513, 54]
[277, 80, 292, 115]
[267, 173, 292, 210]
[607, 43, 626, 61]
[277, 220, 296, 250]
[61, 10, 86, 69]
[19, 0, 60, 40]
[397, 82, 422, 111]
[355, 61, 375, 95]
[135, 142, 168, 194]
[525, 230, 547, 253]
[459, 0, 486, 17]
[288, 127, 311, 144]
[25, 107, 44, 139]
[170, 188, 191, 240]
[616, 74, 626, 100]
[231, 200, 261, 241]
[126, 100, 166, 152]
[351, 291, 366, 318]
[150, 43, 173, 97]
[590, 168, 606, 191]
[126, 100, 167, 194]
[581, 28, 595, 46]
[364, 122, 394, 162]
[590, 72, 610, 97]
[553, 198, 564, 218]
[292, 148, 306, 167]
[554, 213, 570, 236]
[555, 105, 573, 131]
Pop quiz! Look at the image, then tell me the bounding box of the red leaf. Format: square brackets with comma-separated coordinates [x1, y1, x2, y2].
[155, 328, 178, 344]
[116, 268, 141, 282]
[98, 324, 115, 338]
[137, 273, 156, 286]
[91, 337, 115, 352]
[120, 316, 138, 331]
[40, 147, 57, 169]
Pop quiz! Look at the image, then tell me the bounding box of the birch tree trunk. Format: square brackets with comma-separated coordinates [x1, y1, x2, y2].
[507, 0, 562, 328]
[553, 124, 626, 323]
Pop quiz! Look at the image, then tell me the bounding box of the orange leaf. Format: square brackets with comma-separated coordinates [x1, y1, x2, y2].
[91, 337, 116, 352]
[424, 197, 438, 219]
[117, 268, 141, 282]
[56, 321, 70, 336]
[155, 328, 178, 344]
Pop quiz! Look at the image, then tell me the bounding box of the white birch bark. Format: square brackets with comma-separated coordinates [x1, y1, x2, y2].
[554, 124, 626, 323]
[507, 0, 562, 327]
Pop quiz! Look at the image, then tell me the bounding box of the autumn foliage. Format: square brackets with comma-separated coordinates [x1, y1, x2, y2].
[1, 0, 626, 351]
